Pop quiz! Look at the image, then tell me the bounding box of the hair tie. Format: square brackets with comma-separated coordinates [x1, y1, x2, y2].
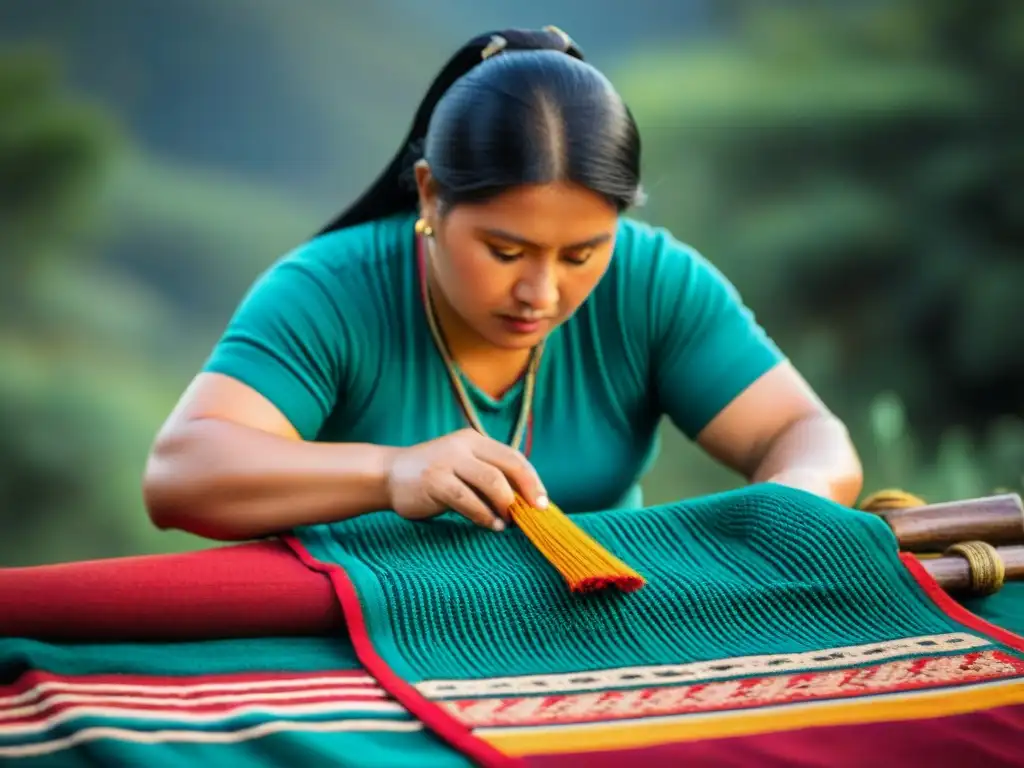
[480, 35, 508, 60]
[480, 27, 578, 63]
[543, 25, 574, 51]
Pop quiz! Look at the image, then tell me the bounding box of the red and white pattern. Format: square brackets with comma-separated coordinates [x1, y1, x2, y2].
[439, 649, 1024, 729]
[0, 669, 418, 759]
[415, 632, 992, 698]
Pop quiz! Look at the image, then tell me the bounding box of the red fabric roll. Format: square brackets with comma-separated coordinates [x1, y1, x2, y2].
[0, 540, 342, 641]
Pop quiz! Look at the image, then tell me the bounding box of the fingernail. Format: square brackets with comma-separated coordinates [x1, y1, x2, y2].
[536, 495, 549, 509]
[492, 519, 506, 532]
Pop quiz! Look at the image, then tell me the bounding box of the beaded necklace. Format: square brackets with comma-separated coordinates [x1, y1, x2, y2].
[416, 233, 542, 456]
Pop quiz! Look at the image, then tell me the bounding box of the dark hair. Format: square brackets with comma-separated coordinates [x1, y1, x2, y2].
[317, 27, 642, 236]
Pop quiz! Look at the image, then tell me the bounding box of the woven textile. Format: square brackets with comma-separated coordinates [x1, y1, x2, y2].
[2, 484, 1024, 766]
[293, 484, 1024, 765]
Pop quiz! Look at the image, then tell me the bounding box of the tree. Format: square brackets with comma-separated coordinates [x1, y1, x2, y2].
[0, 48, 202, 565]
[618, 0, 1024, 499]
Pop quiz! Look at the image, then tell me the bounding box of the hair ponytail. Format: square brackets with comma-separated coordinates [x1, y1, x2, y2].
[315, 28, 584, 237]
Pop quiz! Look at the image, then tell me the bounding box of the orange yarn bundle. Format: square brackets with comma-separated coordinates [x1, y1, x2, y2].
[508, 494, 646, 594]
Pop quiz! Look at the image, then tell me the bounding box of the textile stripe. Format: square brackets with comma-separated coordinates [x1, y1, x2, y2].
[0, 672, 377, 707]
[440, 649, 1024, 729]
[0, 668, 416, 760]
[0, 719, 424, 760]
[4, 700, 405, 736]
[480, 677, 1024, 756]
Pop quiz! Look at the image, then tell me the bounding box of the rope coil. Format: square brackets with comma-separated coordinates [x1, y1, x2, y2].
[944, 540, 1006, 596]
[858, 489, 927, 512]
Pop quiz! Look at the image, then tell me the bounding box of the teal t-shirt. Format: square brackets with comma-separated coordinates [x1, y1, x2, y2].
[203, 212, 784, 513]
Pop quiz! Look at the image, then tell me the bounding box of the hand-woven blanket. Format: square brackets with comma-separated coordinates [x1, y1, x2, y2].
[3, 484, 1024, 766]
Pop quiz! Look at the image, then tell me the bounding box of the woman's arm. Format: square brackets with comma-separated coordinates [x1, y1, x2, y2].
[144, 240, 397, 540]
[635, 224, 862, 505]
[694, 362, 863, 505]
[145, 236, 547, 541]
[144, 373, 398, 541]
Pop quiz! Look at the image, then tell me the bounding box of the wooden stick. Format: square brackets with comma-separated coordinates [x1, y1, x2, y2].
[920, 545, 1024, 594]
[876, 494, 1024, 553]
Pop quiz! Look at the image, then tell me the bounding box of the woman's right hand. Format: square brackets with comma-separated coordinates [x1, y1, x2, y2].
[385, 428, 549, 531]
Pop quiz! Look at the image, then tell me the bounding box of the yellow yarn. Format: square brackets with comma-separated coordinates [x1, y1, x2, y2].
[508, 494, 646, 594]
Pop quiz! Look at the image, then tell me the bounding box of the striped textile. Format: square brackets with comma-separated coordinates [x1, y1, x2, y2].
[0, 637, 469, 766]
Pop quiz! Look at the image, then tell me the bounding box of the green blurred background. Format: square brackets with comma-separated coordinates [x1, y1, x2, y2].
[2, 1, 1021, 566]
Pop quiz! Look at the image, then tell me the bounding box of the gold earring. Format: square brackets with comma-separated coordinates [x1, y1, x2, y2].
[414, 218, 433, 238]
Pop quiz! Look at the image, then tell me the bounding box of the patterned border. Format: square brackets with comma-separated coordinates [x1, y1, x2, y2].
[481, 677, 1024, 757]
[439, 649, 1024, 729]
[415, 632, 990, 698]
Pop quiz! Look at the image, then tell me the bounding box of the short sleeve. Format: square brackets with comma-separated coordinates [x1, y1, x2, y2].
[645, 229, 785, 438]
[202, 252, 350, 441]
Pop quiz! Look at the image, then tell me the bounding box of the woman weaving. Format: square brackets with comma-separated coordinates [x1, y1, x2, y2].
[143, 27, 864, 541]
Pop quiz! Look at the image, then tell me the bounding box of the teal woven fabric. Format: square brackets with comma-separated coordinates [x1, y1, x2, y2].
[0, 636, 359, 679]
[298, 484, 988, 683]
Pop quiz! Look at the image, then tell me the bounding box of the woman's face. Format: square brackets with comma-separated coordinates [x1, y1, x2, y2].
[415, 163, 619, 351]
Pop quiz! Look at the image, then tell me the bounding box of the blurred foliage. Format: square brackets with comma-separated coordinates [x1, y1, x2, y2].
[0, 0, 450, 201]
[0, 0, 1021, 565]
[0, 47, 203, 564]
[627, 0, 1024, 505]
[0, 47, 112, 315]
